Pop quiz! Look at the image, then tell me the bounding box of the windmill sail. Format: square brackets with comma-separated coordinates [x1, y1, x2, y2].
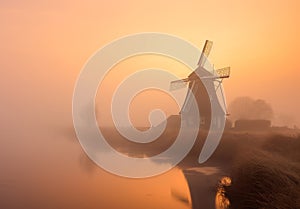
[169, 66, 230, 91]
[215, 67, 230, 78]
[170, 40, 213, 91]
[180, 81, 197, 114]
[198, 40, 213, 66]
[169, 78, 189, 91]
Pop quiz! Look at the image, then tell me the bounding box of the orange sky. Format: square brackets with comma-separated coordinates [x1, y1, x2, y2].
[1, 0, 300, 127]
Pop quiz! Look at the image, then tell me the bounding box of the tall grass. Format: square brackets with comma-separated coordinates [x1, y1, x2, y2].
[219, 135, 300, 209]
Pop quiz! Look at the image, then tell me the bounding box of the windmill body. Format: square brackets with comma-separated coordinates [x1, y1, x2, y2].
[170, 40, 230, 129]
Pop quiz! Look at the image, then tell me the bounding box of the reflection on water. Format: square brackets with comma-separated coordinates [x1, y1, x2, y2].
[183, 166, 224, 209]
[171, 188, 191, 206]
[215, 177, 231, 209]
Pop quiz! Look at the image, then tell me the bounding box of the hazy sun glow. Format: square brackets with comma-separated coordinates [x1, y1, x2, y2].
[1, 0, 300, 127]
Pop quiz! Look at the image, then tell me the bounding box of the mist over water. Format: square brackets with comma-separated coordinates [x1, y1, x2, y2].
[0, 127, 192, 209]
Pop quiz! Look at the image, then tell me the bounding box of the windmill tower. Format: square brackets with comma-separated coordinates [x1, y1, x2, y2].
[170, 40, 230, 129]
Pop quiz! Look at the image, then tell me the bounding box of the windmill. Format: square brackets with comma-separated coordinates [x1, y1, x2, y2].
[169, 40, 230, 129]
